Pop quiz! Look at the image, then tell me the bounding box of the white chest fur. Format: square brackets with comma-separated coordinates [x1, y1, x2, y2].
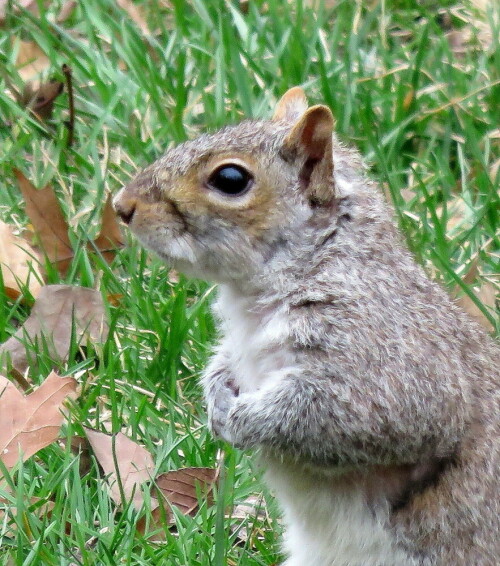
[213, 286, 413, 566]
[214, 286, 295, 394]
[265, 461, 415, 566]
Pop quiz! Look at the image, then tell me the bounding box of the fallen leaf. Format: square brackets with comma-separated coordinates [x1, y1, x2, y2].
[106, 293, 124, 307]
[8, 37, 64, 121]
[20, 79, 64, 120]
[0, 496, 55, 534]
[455, 281, 497, 332]
[136, 503, 171, 541]
[93, 194, 125, 262]
[56, 0, 77, 23]
[230, 493, 267, 544]
[137, 467, 219, 540]
[0, 371, 77, 469]
[8, 366, 31, 392]
[15, 171, 73, 274]
[84, 429, 155, 510]
[0, 220, 43, 300]
[15, 172, 124, 273]
[67, 435, 92, 477]
[0, 284, 109, 374]
[155, 467, 219, 516]
[0, 0, 43, 24]
[14, 39, 50, 83]
[116, 0, 150, 35]
[453, 261, 498, 332]
[402, 88, 414, 111]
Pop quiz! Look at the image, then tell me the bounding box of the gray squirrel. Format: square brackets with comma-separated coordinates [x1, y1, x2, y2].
[113, 87, 499, 565]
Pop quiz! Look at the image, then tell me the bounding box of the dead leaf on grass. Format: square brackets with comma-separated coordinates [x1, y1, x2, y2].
[0, 0, 43, 24]
[83, 427, 219, 537]
[0, 371, 77, 469]
[230, 493, 268, 545]
[84, 429, 155, 510]
[454, 259, 498, 332]
[6, 37, 64, 121]
[455, 281, 497, 332]
[155, 467, 219, 516]
[20, 78, 64, 121]
[0, 496, 55, 534]
[0, 284, 109, 374]
[116, 0, 150, 35]
[67, 435, 93, 477]
[0, 220, 43, 300]
[136, 503, 171, 541]
[137, 467, 219, 540]
[14, 39, 50, 83]
[92, 194, 125, 261]
[15, 170, 73, 274]
[15, 171, 124, 274]
[56, 0, 77, 23]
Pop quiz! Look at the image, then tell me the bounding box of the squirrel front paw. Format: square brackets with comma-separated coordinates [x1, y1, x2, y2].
[208, 378, 240, 444]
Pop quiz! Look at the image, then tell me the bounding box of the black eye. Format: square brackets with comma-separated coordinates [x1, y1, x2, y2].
[207, 164, 253, 196]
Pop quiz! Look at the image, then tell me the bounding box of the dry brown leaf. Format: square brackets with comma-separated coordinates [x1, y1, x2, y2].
[155, 467, 219, 516]
[0, 371, 77, 469]
[9, 36, 63, 121]
[116, 0, 150, 35]
[107, 293, 124, 307]
[20, 79, 64, 120]
[14, 39, 50, 82]
[455, 281, 497, 332]
[15, 172, 123, 274]
[93, 194, 125, 262]
[0, 221, 43, 300]
[0, 0, 43, 24]
[137, 467, 219, 541]
[0, 496, 55, 533]
[453, 261, 498, 332]
[67, 435, 93, 477]
[136, 503, 171, 541]
[0, 284, 109, 374]
[84, 429, 155, 510]
[402, 89, 414, 111]
[15, 170, 73, 274]
[56, 0, 77, 23]
[437, 196, 472, 233]
[230, 493, 267, 544]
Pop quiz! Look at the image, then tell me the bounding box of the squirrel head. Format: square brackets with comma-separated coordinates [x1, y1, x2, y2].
[114, 87, 336, 285]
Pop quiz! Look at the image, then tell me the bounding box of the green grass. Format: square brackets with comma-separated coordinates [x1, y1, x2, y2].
[0, 0, 498, 564]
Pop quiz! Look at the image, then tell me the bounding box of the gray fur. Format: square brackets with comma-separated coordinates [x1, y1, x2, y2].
[114, 99, 499, 565]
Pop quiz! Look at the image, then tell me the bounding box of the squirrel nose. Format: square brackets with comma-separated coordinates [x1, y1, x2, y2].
[113, 190, 137, 225]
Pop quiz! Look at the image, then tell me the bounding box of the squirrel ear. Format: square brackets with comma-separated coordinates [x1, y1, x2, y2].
[273, 87, 308, 122]
[283, 105, 335, 206]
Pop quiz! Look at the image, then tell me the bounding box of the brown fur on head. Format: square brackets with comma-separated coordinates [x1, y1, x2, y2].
[113, 88, 336, 284]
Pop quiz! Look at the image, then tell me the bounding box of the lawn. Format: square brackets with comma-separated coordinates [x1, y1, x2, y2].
[0, 1, 498, 565]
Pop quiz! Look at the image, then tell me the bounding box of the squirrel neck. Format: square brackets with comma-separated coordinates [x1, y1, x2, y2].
[217, 185, 397, 310]
[217, 206, 341, 301]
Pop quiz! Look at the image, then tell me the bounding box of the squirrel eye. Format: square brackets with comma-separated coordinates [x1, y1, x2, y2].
[207, 164, 253, 196]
